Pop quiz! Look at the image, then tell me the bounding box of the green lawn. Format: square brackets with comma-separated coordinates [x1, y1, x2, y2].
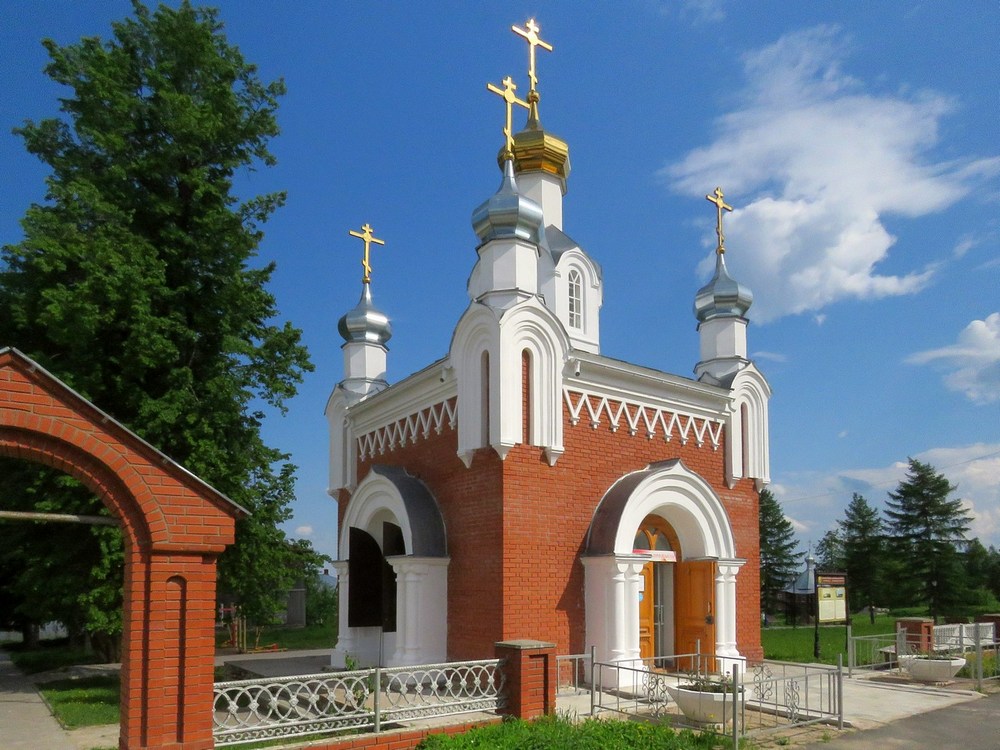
[39, 676, 120, 729]
[762, 614, 898, 665]
[216, 620, 337, 651]
[417, 715, 720, 750]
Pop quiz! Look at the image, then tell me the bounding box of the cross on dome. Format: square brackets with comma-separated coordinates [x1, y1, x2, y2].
[705, 186, 733, 254]
[512, 18, 552, 126]
[486, 75, 529, 159]
[349, 223, 386, 284]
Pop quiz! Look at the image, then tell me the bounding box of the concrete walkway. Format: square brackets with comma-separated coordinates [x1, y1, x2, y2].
[0, 649, 76, 750]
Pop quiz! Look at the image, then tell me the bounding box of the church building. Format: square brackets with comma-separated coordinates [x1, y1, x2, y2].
[326, 20, 770, 672]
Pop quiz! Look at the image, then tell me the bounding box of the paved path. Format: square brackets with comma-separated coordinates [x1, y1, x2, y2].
[0, 650, 76, 750]
[812, 689, 1000, 748]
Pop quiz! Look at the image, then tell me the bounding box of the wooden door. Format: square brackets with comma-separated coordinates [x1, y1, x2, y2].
[639, 562, 655, 660]
[674, 560, 716, 672]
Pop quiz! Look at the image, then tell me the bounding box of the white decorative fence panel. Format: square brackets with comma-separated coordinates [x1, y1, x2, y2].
[213, 659, 505, 747]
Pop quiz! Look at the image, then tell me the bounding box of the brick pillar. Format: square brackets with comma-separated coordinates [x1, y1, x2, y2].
[121, 547, 220, 750]
[495, 640, 556, 720]
[975, 614, 1000, 641]
[896, 617, 934, 653]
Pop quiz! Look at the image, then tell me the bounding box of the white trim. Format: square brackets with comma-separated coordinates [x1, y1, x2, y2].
[356, 399, 457, 461]
[565, 389, 724, 450]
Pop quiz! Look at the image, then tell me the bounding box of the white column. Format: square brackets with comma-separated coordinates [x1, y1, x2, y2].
[330, 561, 355, 668]
[715, 559, 745, 673]
[385, 557, 449, 667]
[619, 558, 645, 667]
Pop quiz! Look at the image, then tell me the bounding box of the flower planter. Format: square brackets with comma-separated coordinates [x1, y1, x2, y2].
[899, 655, 966, 682]
[665, 684, 744, 725]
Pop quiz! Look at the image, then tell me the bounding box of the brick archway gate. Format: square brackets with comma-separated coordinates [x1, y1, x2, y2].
[0, 348, 245, 750]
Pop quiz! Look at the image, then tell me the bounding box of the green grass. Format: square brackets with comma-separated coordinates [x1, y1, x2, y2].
[38, 676, 120, 729]
[216, 620, 337, 651]
[3, 639, 103, 674]
[416, 715, 721, 749]
[761, 614, 899, 665]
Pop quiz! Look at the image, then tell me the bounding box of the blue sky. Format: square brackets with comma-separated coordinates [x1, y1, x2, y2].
[3, 1, 998, 561]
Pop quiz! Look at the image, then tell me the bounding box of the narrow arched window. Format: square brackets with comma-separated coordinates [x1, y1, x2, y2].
[568, 269, 583, 329]
[521, 349, 532, 445]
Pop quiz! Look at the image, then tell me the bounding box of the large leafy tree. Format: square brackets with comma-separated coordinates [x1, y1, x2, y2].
[0, 1, 315, 650]
[838, 493, 885, 622]
[884, 459, 972, 622]
[759, 488, 800, 618]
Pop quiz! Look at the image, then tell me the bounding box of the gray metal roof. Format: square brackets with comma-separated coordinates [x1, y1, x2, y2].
[369, 464, 447, 556]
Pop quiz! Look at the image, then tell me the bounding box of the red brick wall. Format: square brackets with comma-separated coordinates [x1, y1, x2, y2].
[348, 419, 506, 661]
[0, 351, 241, 749]
[345, 388, 762, 664]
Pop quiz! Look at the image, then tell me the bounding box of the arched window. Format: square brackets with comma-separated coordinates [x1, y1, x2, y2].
[567, 269, 583, 330]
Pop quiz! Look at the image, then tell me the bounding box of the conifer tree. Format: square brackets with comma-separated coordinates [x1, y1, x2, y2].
[884, 459, 972, 622]
[759, 488, 800, 618]
[0, 1, 315, 649]
[838, 493, 885, 622]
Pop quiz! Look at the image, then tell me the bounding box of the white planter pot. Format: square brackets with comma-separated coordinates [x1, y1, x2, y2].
[899, 655, 966, 682]
[665, 684, 744, 724]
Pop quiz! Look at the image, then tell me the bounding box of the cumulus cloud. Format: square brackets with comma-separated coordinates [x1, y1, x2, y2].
[907, 313, 1000, 404]
[778, 443, 1000, 546]
[666, 25, 1000, 322]
[295, 525, 314, 537]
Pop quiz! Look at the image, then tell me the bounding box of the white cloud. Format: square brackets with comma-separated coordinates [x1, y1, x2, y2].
[295, 525, 314, 537]
[907, 312, 1000, 404]
[679, 0, 726, 23]
[776, 443, 1000, 547]
[666, 25, 999, 322]
[751, 350, 787, 363]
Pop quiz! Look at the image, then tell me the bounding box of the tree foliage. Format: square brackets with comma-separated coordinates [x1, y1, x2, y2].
[884, 458, 972, 622]
[0, 0, 316, 643]
[759, 488, 800, 616]
[838, 493, 885, 618]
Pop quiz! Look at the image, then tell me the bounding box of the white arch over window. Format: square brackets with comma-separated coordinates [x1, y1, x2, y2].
[728, 364, 771, 489]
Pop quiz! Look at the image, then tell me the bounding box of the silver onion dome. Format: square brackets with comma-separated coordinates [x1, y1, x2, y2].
[471, 158, 543, 245]
[694, 252, 753, 322]
[338, 282, 392, 345]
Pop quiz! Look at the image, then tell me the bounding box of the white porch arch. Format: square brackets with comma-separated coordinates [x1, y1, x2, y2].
[333, 465, 448, 668]
[583, 460, 744, 669]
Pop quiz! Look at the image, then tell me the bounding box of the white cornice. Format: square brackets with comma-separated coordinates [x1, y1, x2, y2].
[566, 352, 731, 421]
[346, 357, 456, 435]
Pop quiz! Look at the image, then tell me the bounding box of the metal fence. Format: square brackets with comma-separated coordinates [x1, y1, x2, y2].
[555, 652, 591, 695]
[848, 623, 999, 690]
[212, 659, 505, 747]
[587, 647, 842, 748]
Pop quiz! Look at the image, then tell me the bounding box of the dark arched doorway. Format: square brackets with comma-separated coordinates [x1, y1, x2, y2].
[0, 348, 244, 749]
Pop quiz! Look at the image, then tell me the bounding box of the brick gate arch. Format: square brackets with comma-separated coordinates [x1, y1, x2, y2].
[0, 348, 245, 750]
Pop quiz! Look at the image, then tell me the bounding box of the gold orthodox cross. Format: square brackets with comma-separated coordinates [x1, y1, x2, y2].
[512, 18, 552, 96]
[705, 187, 733, 254]
[486, 76, 529, 157]
[348, 223, 385, 284]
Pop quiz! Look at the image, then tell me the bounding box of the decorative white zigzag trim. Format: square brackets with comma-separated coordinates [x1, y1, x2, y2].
[564, 389, 723, 450]
[356, 398, 458, 461]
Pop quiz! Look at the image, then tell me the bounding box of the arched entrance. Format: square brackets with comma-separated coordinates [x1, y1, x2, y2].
[583, 460, 744, 673]
[333, 465, 449, 668]
[0, 348, 243, 749]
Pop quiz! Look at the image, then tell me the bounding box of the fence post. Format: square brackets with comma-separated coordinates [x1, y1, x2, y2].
[373, 666, 381, 733]
[696, 638, 702, 677]
[590, 645, 596, 717]
[837, 653, 844, 730]
[731, 662, 740, 750]
[847, 624, 854, 677]
[976, 635, 983, 691]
